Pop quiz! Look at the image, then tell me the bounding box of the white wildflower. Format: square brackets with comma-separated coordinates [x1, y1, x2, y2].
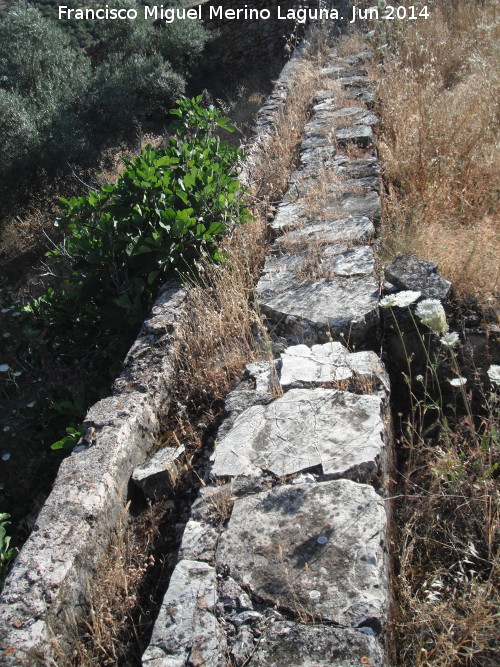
[1, 453, 10, 461]
[449, 377, 467, 387]
[393, 290, 421, 307]
[12, 371, 22, 377]
[380, 294, 398, 308]
[0, 364, 10, 372]
[441, 332, 460, 348]
[3, 426, 10, 432]
[2, 333, 10, 338]
[380, 290, 421, 308]
[415, 298, 448, 334]
[487, 365, 500, 386]
[416, 374, 424, 383]
[27, 401, 36, 408]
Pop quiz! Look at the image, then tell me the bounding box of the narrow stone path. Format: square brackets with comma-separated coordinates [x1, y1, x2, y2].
[143, 45, 391, 667]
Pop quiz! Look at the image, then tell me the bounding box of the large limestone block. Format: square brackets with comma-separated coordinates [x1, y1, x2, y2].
[217, 480, 388, 629]
[211, 388, 385, 481]
[142, 560, 226, 667]
[251, 622, 384, 666]
[257, 244, 379, 345]
[276, 216, 374, 244]
[279, 342, 389, 394]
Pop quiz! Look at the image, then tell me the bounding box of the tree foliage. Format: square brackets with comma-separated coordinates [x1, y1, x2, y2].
[0, 1, 210, 186]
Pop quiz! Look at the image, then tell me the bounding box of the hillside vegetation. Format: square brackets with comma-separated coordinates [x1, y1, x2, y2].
[0, 0, 208, 191]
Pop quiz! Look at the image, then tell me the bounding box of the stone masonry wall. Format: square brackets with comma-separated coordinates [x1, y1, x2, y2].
[142, 40, 393, 667]
[0, 14, 394, 667]
[0, 28, 324, 666]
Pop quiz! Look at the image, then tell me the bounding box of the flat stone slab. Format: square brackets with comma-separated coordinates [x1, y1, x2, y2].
[178, 520, 219, 563]
[257, 245, 379, 344]
[251, 622, 384, 667]
[279, 342, 389, 394]
[211, 388, 385, 481]
[271, 201, 305, 231]
[142, 559, 226, 667]
[335, 125, 374, 147]
[216, 480, 388, 628]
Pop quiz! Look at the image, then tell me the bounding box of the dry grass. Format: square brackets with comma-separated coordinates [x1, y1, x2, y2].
[393, 407, 500, 666]
[54, 504, 163, 666]
[175, 42, 329, 407]
[369, 0, 500, 304]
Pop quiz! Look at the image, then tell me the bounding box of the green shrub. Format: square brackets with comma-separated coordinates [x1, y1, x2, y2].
[86, 53, 185, 132]
[0, 2, 90, 105]
[156, 15, 210, 78]
[22, 97, 249, 449]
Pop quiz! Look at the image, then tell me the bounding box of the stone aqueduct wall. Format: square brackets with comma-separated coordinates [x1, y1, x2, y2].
[0, 30, 328, 665]
[0, 11, 394, 667]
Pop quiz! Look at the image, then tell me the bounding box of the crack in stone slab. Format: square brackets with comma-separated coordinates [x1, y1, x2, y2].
[210, 388, 385, 482]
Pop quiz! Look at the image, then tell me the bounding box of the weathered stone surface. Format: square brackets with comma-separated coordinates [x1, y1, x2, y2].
[178, 520, 219, 562]
[277, 216, 374, 245]
[271, 201, 305, 231]
[217, 480, 388, 628]
[279, 342, 389, 394]
[300, 145, 337, 168]
[142, 560, 226, 667]
[132, 445, 185, 500]
[333, 191, 380, 221]
[0, 283, 187, 664]
[251, 622, 384, 667]
[330, 107, 379, 126]
[211, 388, 385, 482]
[321, 66, 368, 78]
[257, 246, 379, 345]
[275, 215, 375, 250]
[335, 125, 374, 147]
[219, 576, 253, 612]
[384, 253, 452, 300]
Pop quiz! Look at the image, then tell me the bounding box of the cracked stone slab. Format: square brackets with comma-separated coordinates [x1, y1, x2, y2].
[276, 216, 374, 245]
[300, 145, 337, 169]
[335, 125, 374, 147]
[330, 107, 379, 126]
[211, 388, 385, 482]
[271, 201, 305, 231]
[257, 246, 379, 345]
[142, 560, 227, 667]
[216, 480, 388, 628]
[279, 342, 389, 395]
[332, 191, 381, 221]
[250, 622, 384, 666]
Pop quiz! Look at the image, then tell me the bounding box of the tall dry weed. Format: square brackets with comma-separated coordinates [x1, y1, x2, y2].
[371, 0, 499, 304]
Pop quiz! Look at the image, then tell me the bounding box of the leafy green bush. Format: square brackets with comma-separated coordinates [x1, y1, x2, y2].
[22, 97, 249, 449]
[0, 512, 15, 587]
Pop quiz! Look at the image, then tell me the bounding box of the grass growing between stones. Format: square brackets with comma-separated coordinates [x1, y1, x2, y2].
[368, 0, 499, 306]
[55, 36, 329, 666]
